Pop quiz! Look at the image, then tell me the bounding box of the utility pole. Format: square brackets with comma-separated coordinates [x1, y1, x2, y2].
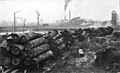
[16, 17, 26, 33]
[69, 10, 71, 20]
[23, 19, 26, 33]
[13, 10, 22, 33]
[119, 0, 120, 23]
[119, 0, 120, 14]
[35, 10, 40, 26]
[14, 13, 16, 33]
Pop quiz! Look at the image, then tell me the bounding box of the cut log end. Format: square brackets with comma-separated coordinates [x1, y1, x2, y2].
[11, 47, 20, 55]
[24, 43, 32, 50]
[20, 36, 27, 43]
[11, 58, 21, 66]
[12, 34, 20, 42]
[28, 51, 34, 57]
[2, 57, 11, 66]
[24, 58, 31, 65]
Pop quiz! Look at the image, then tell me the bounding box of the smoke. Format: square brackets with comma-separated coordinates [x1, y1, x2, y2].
[64, 0, 71, 11]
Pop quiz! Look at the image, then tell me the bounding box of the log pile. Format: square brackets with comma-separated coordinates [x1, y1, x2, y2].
[1, 26, 120, 72]
[0, 32, 54, 71]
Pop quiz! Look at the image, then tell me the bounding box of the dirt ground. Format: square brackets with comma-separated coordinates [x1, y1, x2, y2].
[40, 51, 113, 73]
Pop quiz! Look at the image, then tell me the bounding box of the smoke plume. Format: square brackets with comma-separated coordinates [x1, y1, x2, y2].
[64, 0, 71, 11]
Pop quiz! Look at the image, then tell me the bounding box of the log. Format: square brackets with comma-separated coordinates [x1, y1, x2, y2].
[74, 28, 83, 35]
[108, 41, 120, 47]
[49, 30, 58, 38]
[53, 33, 62, 40]
[0, 40, 8, 48]
[112, 32, 120, 39]
[54, 37, 64, 46]
[44, 30, 58, 40]
[20, 33, 43, 43]
[33, 50, 53, 63]
[0, 47, 11, 66]
[11, 33, 22, 42]
[96, 27, 106, 37]
[105, 26, 114, 35]
[28, 44, 49, 57]
[24, 58, 31, 65]
[0, 57, 11, 66]
[10, 44, 24, 55]
[90, 28, 98, 38]
[24, 37, 46, 50]
[11, 58, 21, 66]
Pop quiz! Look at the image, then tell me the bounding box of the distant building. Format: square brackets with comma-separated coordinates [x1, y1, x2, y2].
[43, 23, 49, 26]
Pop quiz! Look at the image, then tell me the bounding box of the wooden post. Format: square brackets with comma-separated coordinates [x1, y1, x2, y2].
[23, 19, 26, 33]
[35, 10, 40, 26]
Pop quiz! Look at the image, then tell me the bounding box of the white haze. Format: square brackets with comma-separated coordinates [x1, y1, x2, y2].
[0, 0, 119, 23]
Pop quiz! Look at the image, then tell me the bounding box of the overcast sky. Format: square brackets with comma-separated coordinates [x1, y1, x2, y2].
[0, 0, 119, 23]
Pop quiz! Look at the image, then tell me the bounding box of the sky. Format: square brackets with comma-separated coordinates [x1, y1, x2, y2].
[0, 0, 119, 23]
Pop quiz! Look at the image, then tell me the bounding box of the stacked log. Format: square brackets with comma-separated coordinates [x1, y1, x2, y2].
[0, 26, 118, 72]
[11, 58, 21, 66]
[10, 44, 24, 55]
[105, 26, 114, 35]
[0, 47, 11, 66]
[28, 44, 50, 57]
[20, 32, 43, 43]
[0, 32, 55, 71]
[24, 58, 32, 66]
[96, 27, 106, 37]
[112, 31, 120, 41]
[11, 33, 23, 42]
[48, 30, 58, 38]
[24, 37, 46, 50]
[33, 50, 53, 63]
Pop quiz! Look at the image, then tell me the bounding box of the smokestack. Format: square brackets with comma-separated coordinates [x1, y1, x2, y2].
[69, 10, 71, 20]
[64, 0, 71, 21]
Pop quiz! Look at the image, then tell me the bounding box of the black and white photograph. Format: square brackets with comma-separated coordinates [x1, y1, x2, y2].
[0, 0, 119, 73]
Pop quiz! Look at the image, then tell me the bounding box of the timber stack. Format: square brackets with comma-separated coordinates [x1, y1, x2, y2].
[1, 26, 120, 72]
[0, 32, 55, 71]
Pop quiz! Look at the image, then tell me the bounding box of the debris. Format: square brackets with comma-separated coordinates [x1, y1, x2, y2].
[78, 49, 84, 57]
